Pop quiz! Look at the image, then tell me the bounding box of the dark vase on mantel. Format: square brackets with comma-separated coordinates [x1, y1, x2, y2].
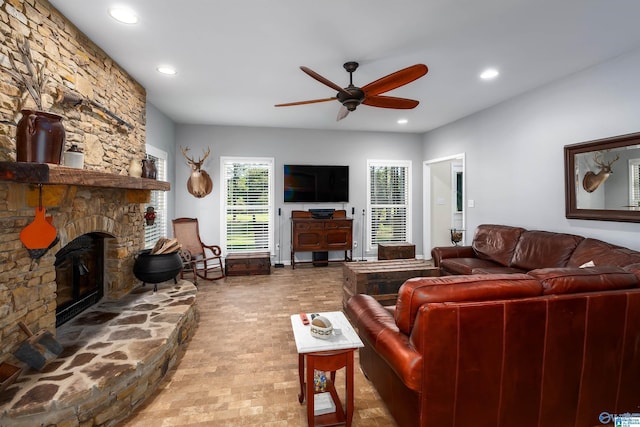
[16, 110, 65, 164]
[141, 158, 157, 179]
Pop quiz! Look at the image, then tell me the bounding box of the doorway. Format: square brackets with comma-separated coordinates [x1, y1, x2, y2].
[423, 153, 466, 259]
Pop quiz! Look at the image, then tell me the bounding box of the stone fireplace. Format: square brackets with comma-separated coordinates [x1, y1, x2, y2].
[0, 163, 170, 354]
[0, 2, 196, 425]
[0, 165, 198, 427]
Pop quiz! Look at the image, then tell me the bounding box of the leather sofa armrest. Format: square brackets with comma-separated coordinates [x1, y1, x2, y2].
[346, 294, 423, 392]
[431, 245, 475, 267]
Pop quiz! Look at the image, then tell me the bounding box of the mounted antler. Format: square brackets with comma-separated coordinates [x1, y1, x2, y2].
[180, 146, 213, 198]
[582, 151, 620, 193]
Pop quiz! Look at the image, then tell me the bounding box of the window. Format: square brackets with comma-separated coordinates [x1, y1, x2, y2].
[144, 147, 167, 249]
[221, 157, 274, 254]
[630, 158, 640, 208]
[367, 160, 411, 251]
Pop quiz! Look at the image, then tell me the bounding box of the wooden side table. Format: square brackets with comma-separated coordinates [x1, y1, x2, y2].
[290, 312, 364, 427]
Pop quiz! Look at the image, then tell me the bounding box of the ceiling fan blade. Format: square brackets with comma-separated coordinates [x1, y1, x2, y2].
[363, 95, 420, 109]
[274, 97, 336, 107]
[362, 64, 428, 96]
[336, 105, 349, 121]
[300, 66, 352, 98]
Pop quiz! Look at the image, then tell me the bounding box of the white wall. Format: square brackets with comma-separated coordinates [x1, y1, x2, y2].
[173, 125, 423, 261]
[423, 48, 640, 250]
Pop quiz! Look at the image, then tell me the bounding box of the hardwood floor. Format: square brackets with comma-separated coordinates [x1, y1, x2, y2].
[122, 264, 397, 426]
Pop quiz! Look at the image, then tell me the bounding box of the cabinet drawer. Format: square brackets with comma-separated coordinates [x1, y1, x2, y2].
[295, 221, 324, 231]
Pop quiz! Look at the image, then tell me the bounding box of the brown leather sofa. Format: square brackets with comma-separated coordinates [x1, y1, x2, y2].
[346, 265, 640, 427]
[432, 224, 640, 275]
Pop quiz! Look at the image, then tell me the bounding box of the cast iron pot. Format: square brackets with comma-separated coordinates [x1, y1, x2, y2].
[133, 249, 182, 287]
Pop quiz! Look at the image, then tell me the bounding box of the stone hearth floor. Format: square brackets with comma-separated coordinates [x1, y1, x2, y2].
[0, 280, 197, 427]
[122, 265, 396, 427]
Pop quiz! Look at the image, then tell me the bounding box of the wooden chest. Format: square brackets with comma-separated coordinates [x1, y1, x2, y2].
[225, 252, 271, 276]
[377, 242, 416, 260]
[342, 259, 438, 308]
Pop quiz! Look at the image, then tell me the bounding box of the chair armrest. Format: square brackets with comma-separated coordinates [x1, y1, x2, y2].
[431, 245, 475, 267]
[202, 244, 222, 257]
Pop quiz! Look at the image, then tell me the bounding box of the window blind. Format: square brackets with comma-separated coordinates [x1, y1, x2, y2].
[367, 160, 411, 250]
[630, 159, 640, 207]
[221, 157, 274, 254]
[144, 150, 167, 249]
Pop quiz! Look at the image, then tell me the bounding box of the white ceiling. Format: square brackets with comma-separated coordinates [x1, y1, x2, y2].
[48, 0, 640, 134]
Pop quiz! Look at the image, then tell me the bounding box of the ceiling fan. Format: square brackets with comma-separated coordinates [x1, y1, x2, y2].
[275, 61, 428, 121]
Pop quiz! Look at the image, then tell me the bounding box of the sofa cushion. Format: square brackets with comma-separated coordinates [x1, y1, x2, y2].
[510, 231, 583, 271]
[471, 266, 527, 274]
[394, 274, 542, 335]
[440, 257, 503, 275]
[625, 263, 640, 281]
[528, 266, 639, 295]
[472, 224, 525, 266]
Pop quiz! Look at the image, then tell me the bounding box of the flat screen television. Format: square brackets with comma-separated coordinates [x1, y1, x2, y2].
[284, 165, 349, 203]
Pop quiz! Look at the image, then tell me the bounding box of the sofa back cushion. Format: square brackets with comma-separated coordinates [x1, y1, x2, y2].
[528, 266, 639, 295]
[413, 289, 640, 426]
[472, 224, 526, 266]
[510, 231, 583, 271]
[567, 238, 640, 268]
[394, 274, 542, 335]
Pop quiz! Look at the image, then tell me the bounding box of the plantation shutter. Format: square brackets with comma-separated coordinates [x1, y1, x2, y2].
[367, 160, 411, 250]
[222, 157, 274, 254]
[144, 149, 168, 249]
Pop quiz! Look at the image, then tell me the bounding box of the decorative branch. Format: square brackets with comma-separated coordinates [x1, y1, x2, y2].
[5, 37, 48, 111]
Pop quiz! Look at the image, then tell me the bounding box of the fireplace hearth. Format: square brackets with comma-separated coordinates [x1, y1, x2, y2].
[0, 280, 197, 426]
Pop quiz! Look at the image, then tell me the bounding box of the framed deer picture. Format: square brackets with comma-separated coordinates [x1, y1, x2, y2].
[565, 132, 640, 222]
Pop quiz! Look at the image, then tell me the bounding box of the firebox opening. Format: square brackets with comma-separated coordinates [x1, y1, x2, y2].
[55, 233, 107, 327]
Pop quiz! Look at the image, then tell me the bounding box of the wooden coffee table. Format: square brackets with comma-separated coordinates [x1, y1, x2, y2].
[290, 311, 364, 427]
[342, 259, 438, 308]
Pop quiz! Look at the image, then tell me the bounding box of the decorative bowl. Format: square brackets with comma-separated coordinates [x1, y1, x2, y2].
[310, 315, 333, 339]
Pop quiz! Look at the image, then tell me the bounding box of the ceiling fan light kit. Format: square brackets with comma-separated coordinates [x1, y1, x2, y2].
[275, 61, 428, 121]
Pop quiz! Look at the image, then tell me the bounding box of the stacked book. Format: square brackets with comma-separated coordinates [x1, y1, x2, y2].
[314, 392, 336, 416]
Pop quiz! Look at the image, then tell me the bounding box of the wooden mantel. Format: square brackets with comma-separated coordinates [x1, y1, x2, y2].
[0, 162, 170, 191]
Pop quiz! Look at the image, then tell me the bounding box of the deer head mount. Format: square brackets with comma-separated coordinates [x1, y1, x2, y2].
[582, 151, 620, 193]
[180, 146, 213, 198]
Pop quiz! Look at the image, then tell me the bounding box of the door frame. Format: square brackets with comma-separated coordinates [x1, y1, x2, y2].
[423, 153, 466, 259]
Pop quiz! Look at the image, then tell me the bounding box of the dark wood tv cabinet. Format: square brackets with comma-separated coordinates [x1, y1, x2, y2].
[290, 210, 353, 269]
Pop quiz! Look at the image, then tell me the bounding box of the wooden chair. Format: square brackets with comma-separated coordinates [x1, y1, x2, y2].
[172, 218, 224, 282]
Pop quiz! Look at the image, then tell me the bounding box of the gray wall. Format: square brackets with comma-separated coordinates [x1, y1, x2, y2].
[423, 47, 640, 250]
[155, 46, 640, 258]
[173, 125, 423, 262]
[146, 102, 176, 238]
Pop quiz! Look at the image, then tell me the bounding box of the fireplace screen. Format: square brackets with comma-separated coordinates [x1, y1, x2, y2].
[55, 233, 105, 326]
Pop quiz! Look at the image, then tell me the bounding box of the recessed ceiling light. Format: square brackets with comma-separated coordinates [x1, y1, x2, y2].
[480, 68, 499, 80]
[108, 8, 138, 24]
[397, 118, 408, 125]
[156, 66, 177, 76]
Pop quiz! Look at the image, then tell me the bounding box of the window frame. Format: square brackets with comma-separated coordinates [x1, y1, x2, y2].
[366, 159, 412, 252]
[144, 146, 168, 249]
[220, 156, 275, 255]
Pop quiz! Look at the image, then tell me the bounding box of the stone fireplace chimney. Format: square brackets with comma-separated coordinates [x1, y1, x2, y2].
[0, 0, 157, 362]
